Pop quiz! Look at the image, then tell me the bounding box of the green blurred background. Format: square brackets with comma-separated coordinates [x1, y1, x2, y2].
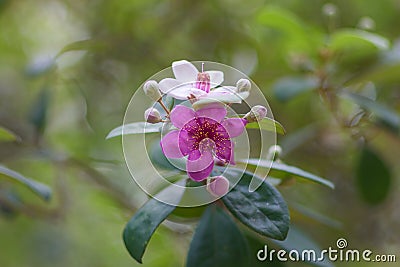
[0, 0, 399, 266]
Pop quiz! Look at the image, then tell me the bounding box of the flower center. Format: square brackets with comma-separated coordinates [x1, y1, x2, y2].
[182, 117, 229, 154]
[195, 72, 211, 93]
[199, 138, 216, 153]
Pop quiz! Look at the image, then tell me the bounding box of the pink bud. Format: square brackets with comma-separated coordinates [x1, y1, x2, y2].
[144, 108, 162, 123]
[243, 105, 268, 123]
[236, 78, 251, 93]
[207, 176, 230, 197]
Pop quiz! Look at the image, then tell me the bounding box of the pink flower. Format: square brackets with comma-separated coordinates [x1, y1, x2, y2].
[160, 104, 246, 181]
[158, 60, 249, 103]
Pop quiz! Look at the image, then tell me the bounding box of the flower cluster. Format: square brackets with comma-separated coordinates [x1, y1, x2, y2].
[143, 60, 267, 197]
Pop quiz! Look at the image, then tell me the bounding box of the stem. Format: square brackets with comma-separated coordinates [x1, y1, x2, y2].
[158, 99, 170, 115]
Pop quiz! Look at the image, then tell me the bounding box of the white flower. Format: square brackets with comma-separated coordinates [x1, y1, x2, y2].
[159, 60, 250, 104]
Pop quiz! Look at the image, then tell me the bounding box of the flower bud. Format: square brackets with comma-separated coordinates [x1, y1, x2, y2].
[322, 3, 337, 17]
[358, 16, 375, 31]
[243, 105, 268, 123]
[266, 145, 283, 161]
[143, 80, 162, 101]
[144, 107, 162, 123]
[207, 176, 230, 197]
[236, 78, 251, 93]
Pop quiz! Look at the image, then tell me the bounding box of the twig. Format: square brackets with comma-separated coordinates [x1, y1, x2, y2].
[158, 99, 170, 115]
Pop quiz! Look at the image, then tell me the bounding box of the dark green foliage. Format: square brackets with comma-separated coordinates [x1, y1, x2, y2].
[186, 206, 250, 267]
[357, 146, 391, 205]
[223, 171, 290, 240]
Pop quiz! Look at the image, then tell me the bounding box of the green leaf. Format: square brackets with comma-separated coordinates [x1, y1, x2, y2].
[272, 76, 318, 102]
[258, 6, 304, 36]
[186, 205, 250, 267]
[272, 225, 334, 267]
[29, 88, 50, 133]
[340, 92, 400, 132]
[0, 189, 20, 218]
[330, 29, 390, 63]
[149, 139, 187, 171]
[106, 122, 161, 139]
[246, 117, 286, 135]
[330, 29, 390, 51]
[245, 159, 335, 189]
[356, 146, 391, 205]
[258, 6, 305, 36]
[0, 165, 52, 201]
[123, 180, 185, 263]
[56, 39, 105, 58]
[346, 63, 400, 86]
[257, 6, 319, 52]
[171, 205, 207, 220]
[222, 170, 290, 240]
[0, 126, 20, 142]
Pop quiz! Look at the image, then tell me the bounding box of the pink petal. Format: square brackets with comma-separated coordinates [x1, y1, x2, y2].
[221, 118, 246, 138]
[159, 78, 181, 94]
[178, 130, 194, 156]
[172, 60, 198, 83]
[187, 161, 214, 181]
[170, 105, 195, 129]
[216, 140, 234, 163]
[187, 150, 214, 172]
[195, 103, 227, 122]
[205, 71, 224, 88]
[160, 130, 185, 158]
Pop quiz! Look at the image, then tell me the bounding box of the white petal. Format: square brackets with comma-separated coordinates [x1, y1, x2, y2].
[205, 92, 242, 103]
[172, 60, 198, 83]
[159, 78, 181, 93]
[205, 71, 224, 88]
[211, 86, 236, 94]
[169, 87, 207, 100]
[209, 86, 249, 101]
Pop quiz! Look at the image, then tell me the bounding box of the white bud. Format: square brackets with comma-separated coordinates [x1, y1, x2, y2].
[143, 80, 162, 101]
[236, 78, 251, 93]
[358, 16, 375, 31]
[144, 107, 162, 123]
[322, 3, 337, 17]
[266, 145, 283, 161]
[243, 105, 268, 123]
[207, 176, 230, 197]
